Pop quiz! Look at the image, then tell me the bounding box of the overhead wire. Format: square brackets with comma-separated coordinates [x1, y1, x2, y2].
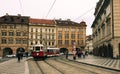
[74, 7, 95, 21]
[45, 0, 56, 18]
[18, 0, 24, 15]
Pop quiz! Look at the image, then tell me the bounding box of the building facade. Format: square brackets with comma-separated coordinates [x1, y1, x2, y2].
[29, 18, 56, 50]
[0, 14, 87, 57]
[91, 0, 120, 58]
[85, 35, 93, 53]
[0, 14, 29, 57]
[55, 19, 87, 51]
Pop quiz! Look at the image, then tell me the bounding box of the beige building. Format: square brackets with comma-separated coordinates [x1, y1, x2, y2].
[29, 18, 56, 50]
[91, 0, 120, 58]
[55, 19, 87, 51]
[29, 18, 87, 52]
[0, 14, 29, 57]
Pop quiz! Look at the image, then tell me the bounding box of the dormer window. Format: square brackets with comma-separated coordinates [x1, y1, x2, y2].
[21, 19, 24, 22]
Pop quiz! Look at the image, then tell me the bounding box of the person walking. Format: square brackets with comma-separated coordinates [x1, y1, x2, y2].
[73, 50, 76, 60]
[66, 50, 68, 59]
[82, 51, 85, 58]
[17, 51, 21, 62]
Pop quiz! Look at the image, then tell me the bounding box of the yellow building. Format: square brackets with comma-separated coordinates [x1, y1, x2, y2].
[0, 14, 29, 57]
[29, 18, 87, 52]
[55, 19, 87, 51]
[29, 18, 56, 50]
[91, 0, 120, 58]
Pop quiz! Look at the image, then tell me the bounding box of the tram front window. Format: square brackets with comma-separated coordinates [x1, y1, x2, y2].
[35, 47, 40, 51]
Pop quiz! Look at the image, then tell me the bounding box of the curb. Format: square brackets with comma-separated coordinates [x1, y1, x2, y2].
[68, 59, 120, 72]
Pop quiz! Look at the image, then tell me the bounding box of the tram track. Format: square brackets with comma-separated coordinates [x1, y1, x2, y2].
[28, 57, 120, 74]
[45, 58, 97, 74]
[28, 59, 42, 74]
[54, 58, 98, 74]
[35, 61, 44, 74]
[28, 58, 63, 74]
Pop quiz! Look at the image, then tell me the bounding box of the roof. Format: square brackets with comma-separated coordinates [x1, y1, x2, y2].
[0, 15, 29, 24]
[55, 20, 79, 25]
[80, 21, 87, 26]
[30, 18, 55, 25]
[55, 20, 87, 27]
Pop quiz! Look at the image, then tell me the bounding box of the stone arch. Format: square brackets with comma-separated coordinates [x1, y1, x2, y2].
[3, 47, 13, 57]
[16, 47, 25, 54]
[108, 43, 113, 58]
[60, 48, 68, 54]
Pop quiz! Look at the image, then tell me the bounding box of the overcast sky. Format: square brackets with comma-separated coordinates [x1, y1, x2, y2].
[0, 0, 99, 35]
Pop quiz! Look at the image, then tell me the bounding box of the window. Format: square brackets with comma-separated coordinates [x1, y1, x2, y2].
[58, 28, 62, 32]
[23, 39, 27, 44]
[52, 34, 54, 39]
[31, 42, 33, 45]
[1, 25, 7, 28]
[49, 29, 51, 32]
[9, 32, 14, 36]
[31, 28, 33, 32]
[16, 39, 21, 44]
[10, 25, 14, 29]
[102, 24, 105, 37]
[16, 32, 21, 36]
[71, 28, 76, 32]
[23, 32, 28, 36]
[65, 28, 69, 32]
[2, 39, 7, 44]
[58, 33, 62, 39]
[2, 32, 7, 36]
[52, 29, 54, 33]
[36, 28, 38, 32]
[52, 42, 54, 46]
[58, 40, 62, 45]
[8, 39, 13, 44]
[49, 42, 51, 46]
[65, 34, 69, 39]
[71, 40, 75, 45]
[65, 40, 69, 45]
[71, 34, 75, 39]
[106, 18, 111, 35]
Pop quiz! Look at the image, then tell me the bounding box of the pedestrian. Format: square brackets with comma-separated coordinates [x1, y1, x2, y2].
[25, 51, 28, 58]
[82, 51, 85, 58]
[73, 54, 76, 60]
[66, 50, 68, 59]
[20, 52, 23, 60]
[73, 50, 76, 60]
[17, 51, 21, 62]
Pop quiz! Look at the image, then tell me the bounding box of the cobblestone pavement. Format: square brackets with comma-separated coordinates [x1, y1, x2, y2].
[0, 55, 120, 74]
[0, 57, 29, 74]
[68, 55, 120, 71]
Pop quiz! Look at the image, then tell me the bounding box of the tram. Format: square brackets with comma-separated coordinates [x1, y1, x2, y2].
[46, 47, 60, 57]
[31, 44, 47, 60]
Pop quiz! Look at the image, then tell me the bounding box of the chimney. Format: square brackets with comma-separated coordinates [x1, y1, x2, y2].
[6, 13, 9, 16]
[18, 14, 21, 16]
[67, 19, 71, 21]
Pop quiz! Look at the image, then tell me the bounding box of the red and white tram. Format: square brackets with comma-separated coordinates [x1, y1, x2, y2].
[46, 47, 60, 57]
[31, 44, 47, 60]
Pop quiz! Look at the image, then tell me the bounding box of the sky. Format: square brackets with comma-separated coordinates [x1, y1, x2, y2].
[0, 0, 99, 35]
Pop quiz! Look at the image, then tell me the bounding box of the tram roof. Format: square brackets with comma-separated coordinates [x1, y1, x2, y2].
[47, 47, 60, 50]
[32, 44, 44, 47]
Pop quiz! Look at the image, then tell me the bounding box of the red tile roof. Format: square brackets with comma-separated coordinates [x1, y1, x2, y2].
[30, 18, 55, 25]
